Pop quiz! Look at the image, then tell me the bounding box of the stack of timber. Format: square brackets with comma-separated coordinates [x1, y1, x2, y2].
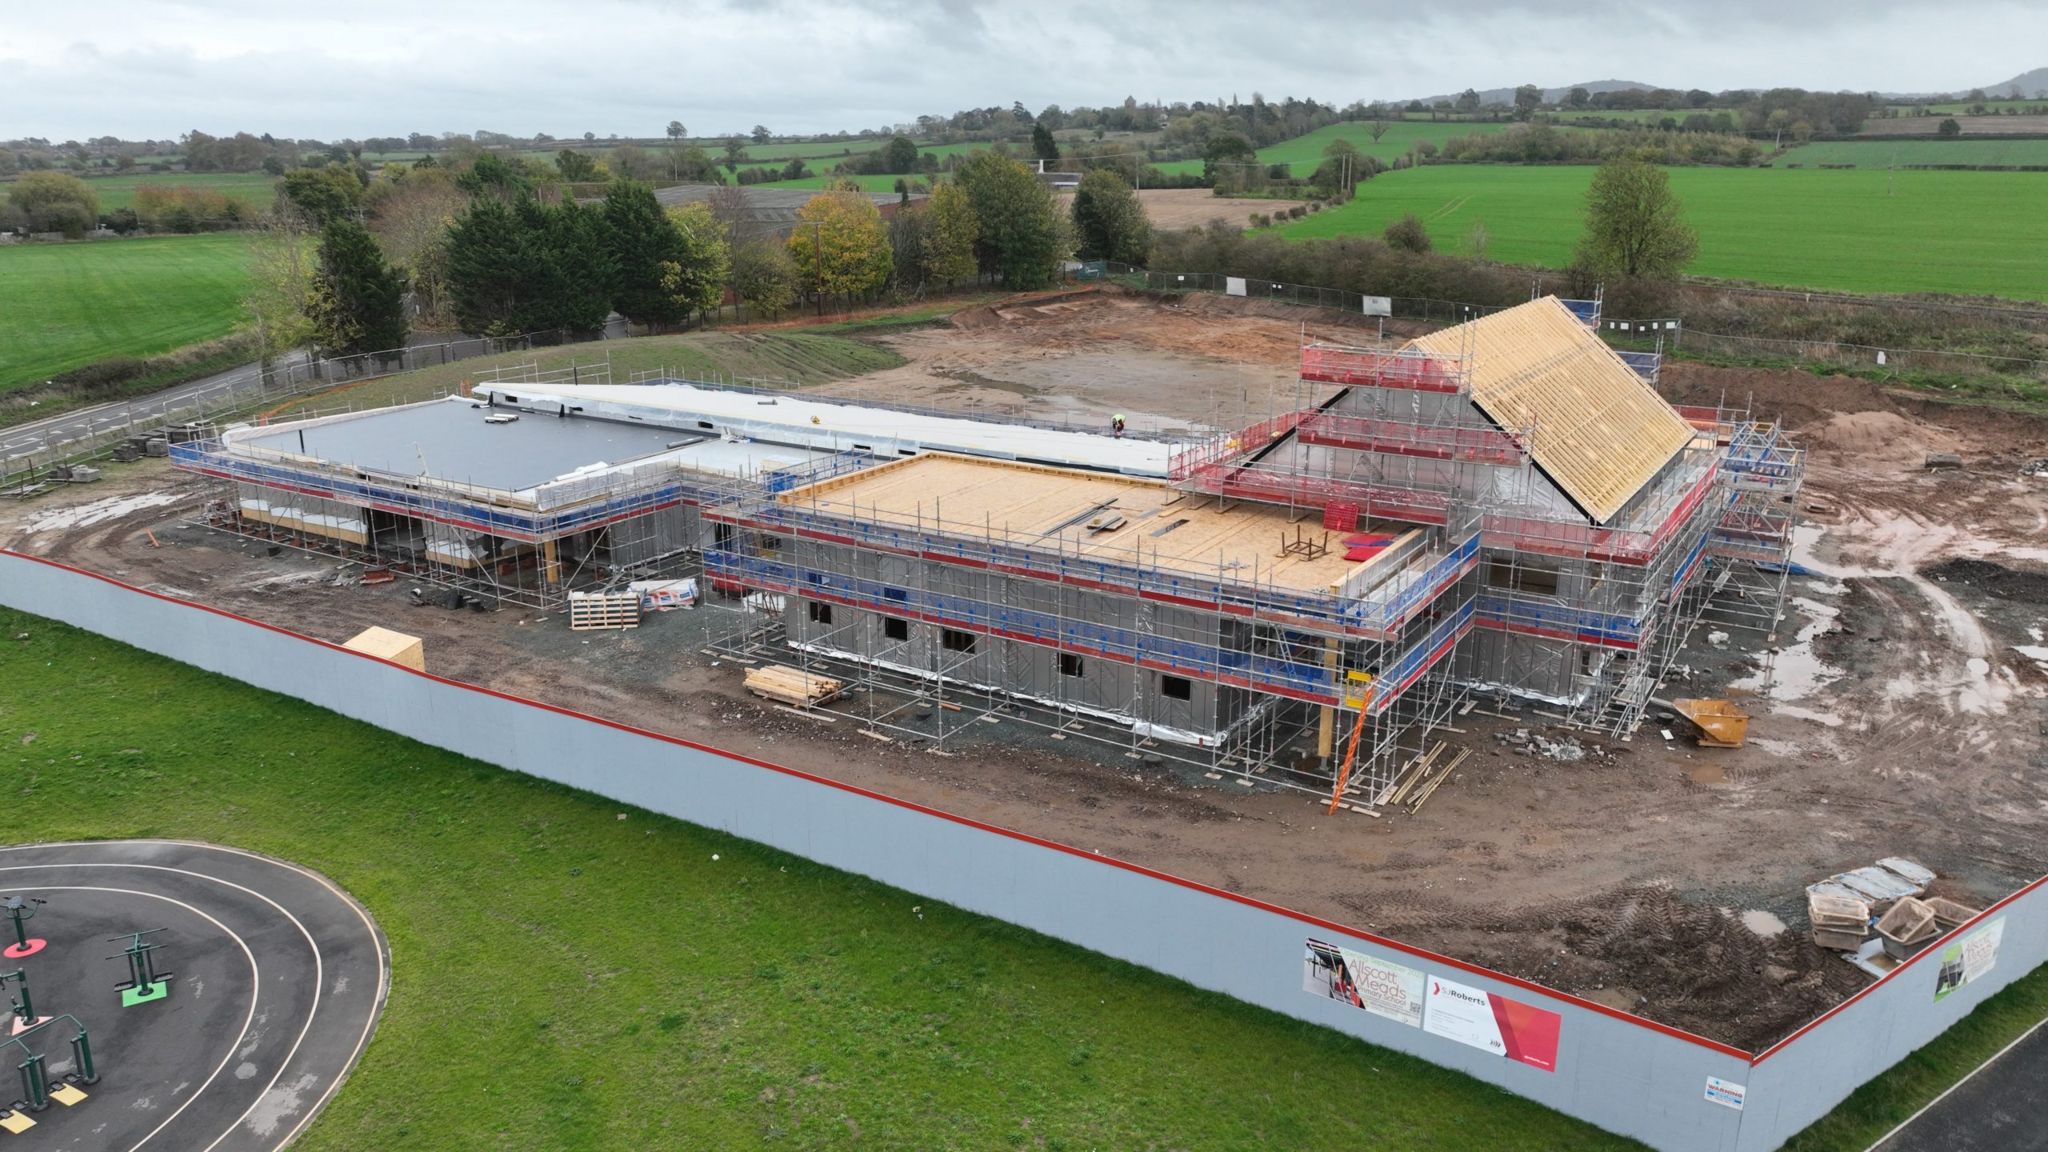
[744, 664, 846, 707]
[1371, 743, 1469, 815]
[569, 591, 641, 631]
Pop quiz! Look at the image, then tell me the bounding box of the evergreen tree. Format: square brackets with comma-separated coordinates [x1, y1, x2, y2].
[602, 180, 690, 329]
[1031, 123, 1060, 163]
[531, 197, 618, 336]
[309, 218, 407, 356]
[445, 196, 529, 336]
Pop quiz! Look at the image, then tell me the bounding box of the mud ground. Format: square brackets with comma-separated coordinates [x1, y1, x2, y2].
[6, 293, 2045, 1050]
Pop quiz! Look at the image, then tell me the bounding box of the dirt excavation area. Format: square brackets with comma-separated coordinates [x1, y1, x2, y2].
[6, 292, 2047, 1052]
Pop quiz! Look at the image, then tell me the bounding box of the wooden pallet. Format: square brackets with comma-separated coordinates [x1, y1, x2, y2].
[569, 591, 641, 631]
[744, 664, 845, 707]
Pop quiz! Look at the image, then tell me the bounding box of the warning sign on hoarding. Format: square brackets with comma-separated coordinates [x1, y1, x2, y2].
[1423, 975, 1562, 1072]
[1704, 1076, 1746, 1110]
[1934, 917, 2004, 1002]
[1225, 276, 1248, 297]
[1302, 939, 1424, 1027]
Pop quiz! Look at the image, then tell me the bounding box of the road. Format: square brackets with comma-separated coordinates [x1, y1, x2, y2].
[1874, 1017, 2048, 1151]
[0, 353, 298, 468]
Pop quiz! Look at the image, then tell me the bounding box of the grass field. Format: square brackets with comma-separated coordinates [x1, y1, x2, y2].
[1280, 165, 2048, 301]
[0, 612, 1643, 1151]
[0, 234, 253, 394]
[263, 314, 963, 419]
[69, 170, 278, 213]
[1773, 138, 2048, 167]
[1150, 121, 1519, 179]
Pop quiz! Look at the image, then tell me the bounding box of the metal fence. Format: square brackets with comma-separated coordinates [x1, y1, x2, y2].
[1, 328, 598, 493]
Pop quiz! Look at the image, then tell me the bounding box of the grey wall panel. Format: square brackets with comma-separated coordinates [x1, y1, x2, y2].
[9, 550, 2035, 1152]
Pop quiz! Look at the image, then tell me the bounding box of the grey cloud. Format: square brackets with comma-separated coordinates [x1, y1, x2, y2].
[3, 0, 2042, 140]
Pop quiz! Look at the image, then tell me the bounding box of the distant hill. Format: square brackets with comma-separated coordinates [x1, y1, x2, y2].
[1404, 79, 1655, 107]
[1982, 67, 2048, 97]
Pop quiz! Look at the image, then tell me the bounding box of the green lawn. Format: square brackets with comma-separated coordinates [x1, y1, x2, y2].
[1150, 121, 1522, 179]
[1773, 138, 2048, 167]
[0, 233, 253, 393]
[1280, 165, 2048, 301]
[70, 170, 278, 214]
[0, 612, 1642, 1151]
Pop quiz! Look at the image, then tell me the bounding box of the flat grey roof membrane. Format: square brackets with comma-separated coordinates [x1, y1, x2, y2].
[243, 400, 699, 492]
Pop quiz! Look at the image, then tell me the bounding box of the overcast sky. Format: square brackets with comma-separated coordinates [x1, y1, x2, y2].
[5, 1, 2043, 142]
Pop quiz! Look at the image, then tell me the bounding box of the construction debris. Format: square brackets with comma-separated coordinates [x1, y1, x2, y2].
[342, 626, 426, 672]
[1808, 892, 1870, 952]
[1875, 898, 1938, 960]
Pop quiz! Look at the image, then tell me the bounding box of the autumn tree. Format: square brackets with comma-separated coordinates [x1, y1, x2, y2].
[244, 215, 318, 381]
[922, 182, 979, 286]
[369, 165, 467, 327]
[785, 191, 892, 304]
[556, 149, 598, 182]
[1574, 156, 1698, 282]
[1070, 169, 1150, 264]
[5, 172, 98, 236]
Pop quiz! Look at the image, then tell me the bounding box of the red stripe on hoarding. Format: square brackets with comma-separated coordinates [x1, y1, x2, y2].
[0, 547, 1757, 1060]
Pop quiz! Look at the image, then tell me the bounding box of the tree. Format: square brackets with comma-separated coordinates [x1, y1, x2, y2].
[6, 171, 98, 236]
[245, 215, 318, 379]
[662, 202, 731, 323]
[1566, 87, 1591, 110]
[603, 180, 692, 329]
[369, 168, 466, 327]
[786, 191, 892, 303]
[445, 196, 529, 335]
[666, 120, 687, 142]
[1070, 169, 1150, 264]
[1938, 117, 1962, 137]
[1574, 156, 1698, 282]
[309, 217, 408, 357]
[1031, 122, 1060, 163]
[922, 182, 979, 286]
[1383, 213, 1431, 253]
[953, 151, 1068, 290]
[1368, 114, 1390, 144]
[556, 149, 598, 182]
[456, 152, 534, 201]
[722, 136, 748, 172]
[1513, 84, 1543, 120]
[730, 239, 798, 320]
[751, 125, 772, 145]
[1455, 88, 1481, 114]
[529, 198, 618, 336]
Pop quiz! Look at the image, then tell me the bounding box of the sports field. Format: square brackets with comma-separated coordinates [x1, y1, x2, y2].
[0, 611, 1633, 1151]
[1281, 165, 2048, 301]
[74, 170, 278, 213]
[0, 233, 253, 393]
[1771, 138, 2048, 167]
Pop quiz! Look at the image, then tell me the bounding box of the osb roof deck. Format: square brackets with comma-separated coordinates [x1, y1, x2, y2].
[779, 453, 1420, 596]
[1410, 296, 1695, 525]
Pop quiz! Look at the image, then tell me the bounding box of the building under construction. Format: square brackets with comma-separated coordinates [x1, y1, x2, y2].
[173, 296, 1801, 806]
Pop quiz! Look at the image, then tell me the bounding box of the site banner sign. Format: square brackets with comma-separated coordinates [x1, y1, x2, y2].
[1933, 917, 2005, 1001]
[1424, 974, 1562, 1072]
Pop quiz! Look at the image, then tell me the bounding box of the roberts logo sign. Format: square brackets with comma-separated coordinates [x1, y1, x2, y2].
[1423, 975, 1563, 1072]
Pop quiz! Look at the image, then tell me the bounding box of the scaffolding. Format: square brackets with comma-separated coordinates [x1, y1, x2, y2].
[701, 454, 1482, 803]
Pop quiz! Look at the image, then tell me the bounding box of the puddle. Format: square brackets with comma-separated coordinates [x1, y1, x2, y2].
[1688, 764, 1727, 785]
[1741, 909, 1787, 937]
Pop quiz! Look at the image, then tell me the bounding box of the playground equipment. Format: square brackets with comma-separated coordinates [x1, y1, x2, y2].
[0, 1015, 98, 1118]
[1, 897, 46, 959]
[106, 929, 173, 1007]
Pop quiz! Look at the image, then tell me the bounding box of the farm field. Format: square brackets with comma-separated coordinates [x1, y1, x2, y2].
[748, 171, 922, 192]
[1150, 120, 1519, 178]
[1774, 138, 2048, 167]
[70, 170, 278, 213]
[0, 611, 1639, 1152]
[1280, 164, 2048, 301]
[0, 233, 253, 393]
